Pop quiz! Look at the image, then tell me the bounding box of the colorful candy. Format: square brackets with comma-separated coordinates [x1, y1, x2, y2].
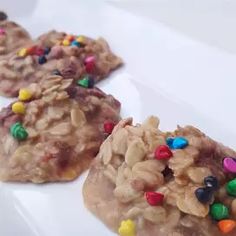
[145, 192, 164, 206]
[71, 40, 80, 47]
[77, 76, 94, 88]
[38, 55, 47, 64]
[0, 28, 5, 35]
[210, 203, 229, 221]
[204, 176, 219, 191]
[223, 157, 236, 173]
[65, 35, 75, 42]
[17, 48, 28, 57]
[104, 121, 115, 134]
[118, 219, 136, 236]
[62, 39, 70, 46]
[166, 137, 188, 149]
[18, 89, 32, 101]
[84, 56, 95, 64]
[34, 47, 44, 56]
[27, 46, 37, 55]
[12, 102, 25, 114]
[44, 47, 51, 55]
[195, 187, 214, 204]
[218, 219, 236, 234]
[226, 178, 236, 197]
[76, 36, 85, 44]
[10, 122, 28, 141]
[154, 145, 172, 160]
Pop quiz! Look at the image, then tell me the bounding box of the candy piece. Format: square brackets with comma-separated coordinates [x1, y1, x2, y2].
[34, 47, 44, 56]
[0, 28, 5, 35]
[62, 39, 70, 46]
[12, 102, 25, 114]
[172, 137, 188, 149]
[84, 56, 95, 64]
[155, 145, 172, 160]
[76, 36, 85, 44]
[38, 55, 47, 64]
[118, 219, 136, 236]
[10, 122, 28, 141]
[210, 203, 229, 221]
[27, 46, 37, 55]
[0, 11, 7, 21]
[66, 35, 75, 42]
[195, 187, 214, 204]
[77, 75, 94, 88]
[18, 88, 32, 101]
[44, 47, 51, 55]
[85, 62, 95, 73]
[166, 137, 174, 149]
[17, 48, 28, 57]
[84, 56, 96, 73]
[218, 219, 236, 234]
[104, 121, 115, 134]
[145, 192, 164, 206]
[204, 176, 219, 191]
[52, 69, 61, 76]
[226, 178, 236, 197]
[223, 157, 236, 173]
[71, 40, 80, 47]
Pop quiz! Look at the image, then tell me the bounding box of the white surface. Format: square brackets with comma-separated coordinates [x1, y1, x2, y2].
[0, 0, 235, 235]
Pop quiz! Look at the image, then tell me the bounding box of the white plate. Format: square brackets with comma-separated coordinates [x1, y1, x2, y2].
[0, 0, 236, 235]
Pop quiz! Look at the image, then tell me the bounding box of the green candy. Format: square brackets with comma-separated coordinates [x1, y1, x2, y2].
[77, 77, 89, 88]
[210, 203, 229, 221]
[226, 178, 236, 197]
[10, 122, 28, 141]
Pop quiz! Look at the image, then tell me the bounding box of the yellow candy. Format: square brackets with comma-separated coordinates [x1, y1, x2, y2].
[12, 102, 25, 114]
[17, 48, 28, 57]
[18, 89, 32, 101]
[118, 219, 136, 236]
[62, 39, 70, 46]
[76, 36, 85, 43]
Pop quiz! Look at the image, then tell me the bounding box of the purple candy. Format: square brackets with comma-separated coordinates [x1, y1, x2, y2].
[0, 28, 5, 35]
[223, 157, 236, 173]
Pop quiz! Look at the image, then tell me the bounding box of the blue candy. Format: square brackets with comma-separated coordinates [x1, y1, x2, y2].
[44, 47, 51, 55]
[38, 55, 47, 64]
[166, 137, 188, 149]
[71, 40, 80, 47]
[166, 137, 174, 149]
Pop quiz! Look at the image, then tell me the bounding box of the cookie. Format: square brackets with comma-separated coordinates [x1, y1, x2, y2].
[0, 20, 31, 57]
[0, 75, 120, 183]
[0, 30, 122, 97]
[83, 117, 236, 236]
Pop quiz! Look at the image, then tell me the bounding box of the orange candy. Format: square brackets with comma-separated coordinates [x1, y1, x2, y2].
[218, 219, 236, 234]
[65, 35, 75, 42]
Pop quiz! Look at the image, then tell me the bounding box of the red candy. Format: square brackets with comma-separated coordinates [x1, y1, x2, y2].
[27, 46, 37, 55]
[104, 121, 115, 134]
[155, 145, 172, 160]
[34, 47, 44, 56]
[145, 192, 164, 206]
[84, 56, 95, 73]
[85, 62, 94, 73]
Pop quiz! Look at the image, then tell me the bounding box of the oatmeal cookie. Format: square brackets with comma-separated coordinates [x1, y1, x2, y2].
[83, 117, 236, 236]
[0, 75, 120, 183]
[0, 30, 122, 97]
